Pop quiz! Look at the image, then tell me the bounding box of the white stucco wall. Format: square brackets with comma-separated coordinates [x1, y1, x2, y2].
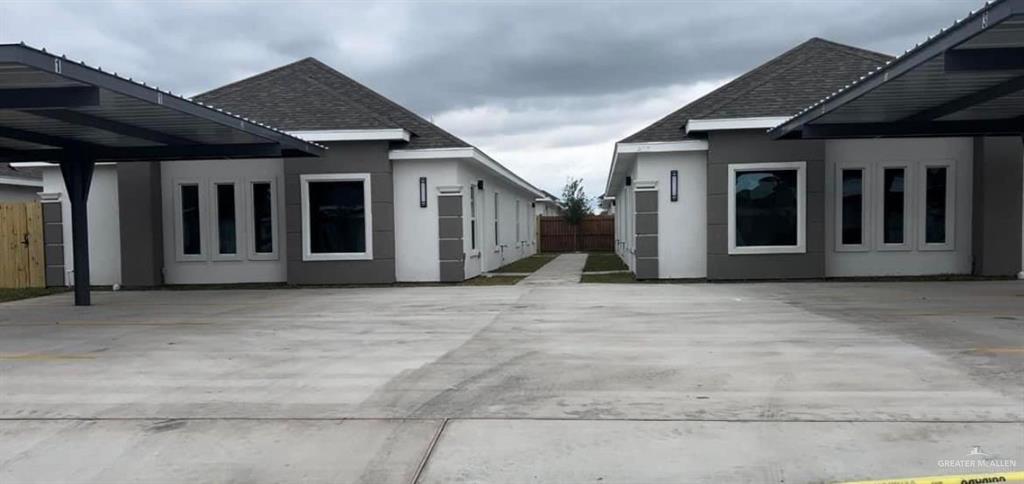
[393, 158, 540, 282]
[393, 159, 456, 282]
[458, 162, 538, 275]
[634, 151, 708, 278]
[160, 158, 287, 285]
[40, 164, 122, 287]
[824, 138, 974, 277]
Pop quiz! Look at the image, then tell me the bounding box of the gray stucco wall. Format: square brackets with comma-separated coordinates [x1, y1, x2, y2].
[117, 162, 164, 287]
[285, 140, 396, 285]
[438, 195, 464, 282]
[634, 190, 659, 279]
[972, 136, 1023, 277]
[706, 130, 826, 280]
[41, 200, 64, 287]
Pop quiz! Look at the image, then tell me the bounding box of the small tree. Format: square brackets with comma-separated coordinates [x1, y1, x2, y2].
[561, 178, 592, 251]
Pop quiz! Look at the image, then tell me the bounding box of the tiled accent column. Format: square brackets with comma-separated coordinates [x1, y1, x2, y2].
[39, 193, 65, 287]
[634, 188, 659, 279]
[438, 194, 465, 282]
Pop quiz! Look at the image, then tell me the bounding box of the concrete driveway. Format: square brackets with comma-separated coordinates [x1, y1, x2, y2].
[1, 280, 1022, 483]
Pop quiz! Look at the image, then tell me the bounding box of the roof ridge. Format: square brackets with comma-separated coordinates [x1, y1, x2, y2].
[291, 66, 400, 129]
[300, 58, 470, 147]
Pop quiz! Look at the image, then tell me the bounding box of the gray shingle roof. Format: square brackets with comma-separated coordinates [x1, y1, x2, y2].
[0, 162, 41, 181]
[621, 38, 893, 143]
[195, 58, 469, 149]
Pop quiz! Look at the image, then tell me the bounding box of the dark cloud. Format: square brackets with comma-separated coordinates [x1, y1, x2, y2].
[0, 0, 982, 195]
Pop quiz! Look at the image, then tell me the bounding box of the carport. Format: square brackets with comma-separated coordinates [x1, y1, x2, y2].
[0, 43, 325, 306]
[770, 0, 1023, 139]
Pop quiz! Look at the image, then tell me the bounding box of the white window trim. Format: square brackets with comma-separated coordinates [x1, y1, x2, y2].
[247, 178, 280, 261]
[876, 162, 914, 252]
[727, 161, 807, 255]
[210, 181, 244, 261]
[493, 191, 501, 252]
[917, 160, 956, 252]
[173, 179, 207, 262]
[834, 163, 871, 252]
[300, 173, 373, 261]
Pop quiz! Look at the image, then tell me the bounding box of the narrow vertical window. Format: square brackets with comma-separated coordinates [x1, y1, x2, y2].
[216, 184, 237, 255]
[515, 199, 521, 242]
[883, 168, 905, 245]
[840, 169, 863, 246]
[469, 186, 477, 250]
[252, 182, 274, 254]
[925, 167, 947, 244]
[181, 184, 201, 255]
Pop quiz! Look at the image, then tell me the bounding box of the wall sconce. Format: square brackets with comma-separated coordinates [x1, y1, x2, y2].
[419, 177, 427, 208]
[625, 176, 632, 186]
[477, 180, 484, 190]
[670, 170, 678, 202]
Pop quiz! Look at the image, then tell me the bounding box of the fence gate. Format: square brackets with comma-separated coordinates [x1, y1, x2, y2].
[0, 202, 45, 288]
[539, 215, 614, 252]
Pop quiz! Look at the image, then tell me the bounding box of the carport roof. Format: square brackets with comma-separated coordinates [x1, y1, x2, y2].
[771, 0, 1024, 139]
[0, 43, 325, 162]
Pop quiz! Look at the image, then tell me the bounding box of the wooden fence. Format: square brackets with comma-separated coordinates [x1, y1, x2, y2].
[539, 215, 614, 252]
[0, 202, 45, 288]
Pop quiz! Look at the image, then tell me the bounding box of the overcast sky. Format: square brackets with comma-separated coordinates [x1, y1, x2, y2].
[0, 0, 980, 197]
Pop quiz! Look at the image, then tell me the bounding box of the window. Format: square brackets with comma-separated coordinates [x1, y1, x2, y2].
[214, 183, 238, 256]
[877, 165, 911, 250]
[300, 173, 373, 261]
[494, 192, 500, 248]
[728, 162, 806, 254]
[177, 182, 203, 258]
[835, 166, 868, 251]
[515, 199, 521, 243]
[469, 185, 477, 250]
[919, 162, 955, 251]
[250, 181, 277, 258]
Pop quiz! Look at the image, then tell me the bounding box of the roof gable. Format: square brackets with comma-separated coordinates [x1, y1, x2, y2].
[621, 38, 893, 143]
[195, 58, 469, 149]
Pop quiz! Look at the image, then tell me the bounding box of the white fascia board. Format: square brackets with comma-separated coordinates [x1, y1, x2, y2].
[685, 117, 791, 133]
[288, 129, 411, 142]
[389, 147, 547, 199]
[615, 140, 709, 154]
[605, 140, 709, 194]
[0, 175, 43, 187]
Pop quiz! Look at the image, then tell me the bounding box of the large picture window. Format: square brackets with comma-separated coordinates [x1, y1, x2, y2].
[300, 173, 373, 261]
[728, 162, 806, 255]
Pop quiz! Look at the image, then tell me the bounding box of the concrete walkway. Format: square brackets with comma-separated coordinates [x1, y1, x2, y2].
[518, 253, 587, 285]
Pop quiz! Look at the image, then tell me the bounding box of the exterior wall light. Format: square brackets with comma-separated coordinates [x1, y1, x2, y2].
[477, 180, 484, 190]
[670, 170, 678, 202]
[625, 176, 632, 186]
[419, 177, 427, 207]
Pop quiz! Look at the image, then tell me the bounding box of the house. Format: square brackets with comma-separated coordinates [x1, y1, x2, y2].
[19, 57, 552, 287]
[0, 163, 42, 201]
[608, 36, 1022, 280]
[770, 0, 1023, 279]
